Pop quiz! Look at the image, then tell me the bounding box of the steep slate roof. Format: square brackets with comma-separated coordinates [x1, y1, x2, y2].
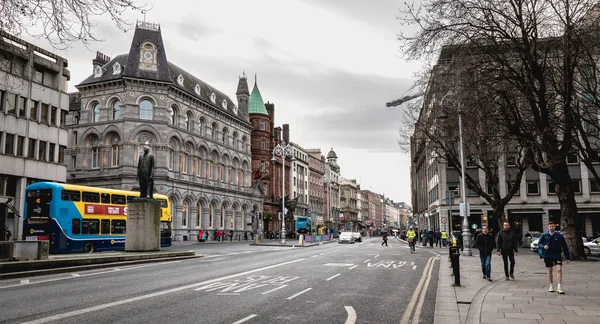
[76, 23, 248, 123]
[248, 80, 268, 115]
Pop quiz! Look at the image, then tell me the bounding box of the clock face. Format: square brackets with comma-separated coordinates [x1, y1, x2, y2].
[144, 52, 153, 60]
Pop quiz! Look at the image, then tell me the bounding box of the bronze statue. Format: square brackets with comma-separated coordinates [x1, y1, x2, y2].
[137, 141, 155, 199]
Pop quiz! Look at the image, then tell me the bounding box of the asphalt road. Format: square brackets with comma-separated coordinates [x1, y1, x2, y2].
[0, 237, 441, 324]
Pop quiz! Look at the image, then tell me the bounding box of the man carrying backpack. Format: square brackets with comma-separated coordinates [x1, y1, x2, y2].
[537, 222, 570, 294]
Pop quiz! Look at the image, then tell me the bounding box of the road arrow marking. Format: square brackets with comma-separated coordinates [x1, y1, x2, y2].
[344, 306, 357, 324]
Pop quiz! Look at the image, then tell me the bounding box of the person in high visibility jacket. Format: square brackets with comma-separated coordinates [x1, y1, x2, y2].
[441, 230, 448, 247]
[407, 227, 417, 253]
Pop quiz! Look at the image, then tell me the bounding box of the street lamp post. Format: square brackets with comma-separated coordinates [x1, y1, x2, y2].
[439, 91, 472, 256]
[272, 141, 293, 244]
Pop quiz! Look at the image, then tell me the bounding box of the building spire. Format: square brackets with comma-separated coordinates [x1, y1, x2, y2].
[255, 73, 257, 86]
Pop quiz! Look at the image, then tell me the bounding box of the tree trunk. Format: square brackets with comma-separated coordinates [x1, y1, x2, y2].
[552, 163, 586, 261]
[491, 203, 507, 231]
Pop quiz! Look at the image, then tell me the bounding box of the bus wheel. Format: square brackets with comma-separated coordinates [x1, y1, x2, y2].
[84, 243, 95, 253]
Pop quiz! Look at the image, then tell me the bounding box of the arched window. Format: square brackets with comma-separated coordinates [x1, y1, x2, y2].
[196, 202, 202, 227]
[170, 106, 177, 125]
[168, 148, 174, 170]
[199, 118, 205, 136]
[209, 204, 214, 228]
[233, 132, 238, 150]
[111, 144, 119, 166]
[222, 128, 228, 145]
[91, 138, 100, 168]
[112, 101, 120, 120]
[139, 99, 153, 120]
[182, 153, 189, 174]
[242, 136, 248, 152]
[212, 123, 218, 141]
[92, 103, 101, 122]
[182, 201, 188, 227]
[186, 112, 192, 131]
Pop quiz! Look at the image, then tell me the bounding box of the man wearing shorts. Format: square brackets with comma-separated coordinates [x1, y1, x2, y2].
[537, 222, 571, 294]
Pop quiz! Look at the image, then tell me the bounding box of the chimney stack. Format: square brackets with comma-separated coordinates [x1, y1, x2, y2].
[282, 124, 290, 144]
[92, 51, 111, 72]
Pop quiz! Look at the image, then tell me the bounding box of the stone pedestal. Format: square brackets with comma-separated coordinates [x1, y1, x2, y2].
[125, 199, 161, 252]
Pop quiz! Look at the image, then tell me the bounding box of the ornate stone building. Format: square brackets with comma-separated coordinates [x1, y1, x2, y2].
[66, 22, 263, 241]
[324, 148, 341, 229]
[307, 149, 325, 229]
[340, 178, 359, 231]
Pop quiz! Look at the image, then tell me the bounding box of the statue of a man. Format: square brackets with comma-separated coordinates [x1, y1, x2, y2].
[137, 141, 155, 199]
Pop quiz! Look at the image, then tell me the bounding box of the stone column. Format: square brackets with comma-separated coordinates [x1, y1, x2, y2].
[226, 210, 234, 230]
[174, 205, 183, 241]
[542, 209, 550, 227]
[190, 206, 198, 241]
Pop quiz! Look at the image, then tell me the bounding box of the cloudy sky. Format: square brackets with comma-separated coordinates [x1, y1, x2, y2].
[25, 0, 421, 205]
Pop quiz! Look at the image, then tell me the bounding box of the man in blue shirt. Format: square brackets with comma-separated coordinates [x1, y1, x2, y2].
[537, 222, 571, 294]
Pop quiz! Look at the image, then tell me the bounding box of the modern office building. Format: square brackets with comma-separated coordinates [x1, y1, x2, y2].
[0, 31, 70, 240]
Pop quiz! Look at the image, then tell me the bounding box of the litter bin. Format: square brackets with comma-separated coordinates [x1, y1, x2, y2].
[449, 246, 461, 286]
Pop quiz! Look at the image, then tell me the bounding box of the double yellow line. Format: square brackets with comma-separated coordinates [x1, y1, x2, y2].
[400, 256, 437, 324]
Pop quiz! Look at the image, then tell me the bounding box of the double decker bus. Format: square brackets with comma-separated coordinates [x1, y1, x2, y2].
[22, 182, 172, 253]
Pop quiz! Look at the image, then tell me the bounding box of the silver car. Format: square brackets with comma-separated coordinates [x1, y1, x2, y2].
[584, 237, 600, 256]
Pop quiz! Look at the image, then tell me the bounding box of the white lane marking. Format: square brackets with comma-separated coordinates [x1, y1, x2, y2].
[349, 265, 358, 270]
[312, 255, 319, 258]
[374, 255, 379, 258]
[71, 274, 80, 277]
[363, 259, 370, 263]
[261, 285, 288, 295]
[326, 274, 341, 281]
[344, 306, 357, 324]
[21, 258, 305, 324]
[232, 314, 257, 324]
[287, 288, 312, 300]
[20, 279, 29, 284]
[412, 257, 436, 324]
[411, 262, 415, 266]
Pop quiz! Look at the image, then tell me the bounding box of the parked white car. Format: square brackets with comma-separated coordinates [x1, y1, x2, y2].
[351, 232, 362, 243]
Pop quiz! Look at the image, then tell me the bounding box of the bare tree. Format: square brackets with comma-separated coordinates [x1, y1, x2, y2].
[0, 0, 149, 49]
[400, 61, 530, 231]
[397, 0, 600, 259]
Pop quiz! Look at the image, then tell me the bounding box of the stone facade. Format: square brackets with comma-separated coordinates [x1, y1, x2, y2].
[290, 142, 309, 217]
[340, 178, 359, 231]
[307, 149, 325, 226]
[66, 23, 263, 242]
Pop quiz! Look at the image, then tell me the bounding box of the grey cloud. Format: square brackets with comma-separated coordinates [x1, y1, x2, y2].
[299, 0, 402, 31]
[172, 18, 222, 42]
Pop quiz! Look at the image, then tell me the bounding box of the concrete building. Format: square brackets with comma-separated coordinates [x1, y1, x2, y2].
[411, 46, 600, 238]
[0, 31, 70, 240]
[340, 178, 359, 231]
[307, 149, 325, 228]
[66, 22, 263, 241]
[290, 142, 309, 217]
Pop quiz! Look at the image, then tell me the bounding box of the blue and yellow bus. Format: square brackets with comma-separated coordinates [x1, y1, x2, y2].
[22, 182, 172, 253]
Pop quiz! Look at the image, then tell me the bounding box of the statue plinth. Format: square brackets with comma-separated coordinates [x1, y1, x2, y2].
[125, 198, 161, 252]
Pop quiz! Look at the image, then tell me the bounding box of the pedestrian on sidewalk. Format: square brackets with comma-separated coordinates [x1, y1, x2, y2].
[476, 225, 496, 281]
[537, 222, 570, 294]
[497, 222, 519, 280]
[217, 229, 222, 242]
[230, 229, 234, 242]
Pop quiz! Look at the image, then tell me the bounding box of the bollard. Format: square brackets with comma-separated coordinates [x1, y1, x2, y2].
[449, 246, 461, 286]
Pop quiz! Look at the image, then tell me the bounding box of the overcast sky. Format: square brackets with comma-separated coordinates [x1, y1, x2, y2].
[25, 0, 420, 205]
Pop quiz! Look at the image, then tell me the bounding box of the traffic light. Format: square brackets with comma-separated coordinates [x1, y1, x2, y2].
[258, 211, 263, 220]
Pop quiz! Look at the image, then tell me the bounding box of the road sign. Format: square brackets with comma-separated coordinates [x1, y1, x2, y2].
[441, 217, 447, 224]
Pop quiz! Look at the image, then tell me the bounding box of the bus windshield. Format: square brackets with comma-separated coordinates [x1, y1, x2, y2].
[26, 189, 52, 224]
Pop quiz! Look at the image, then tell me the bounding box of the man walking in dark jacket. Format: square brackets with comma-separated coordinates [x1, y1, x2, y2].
[476, 225, 496, 281]
[496, 222, 519, 280]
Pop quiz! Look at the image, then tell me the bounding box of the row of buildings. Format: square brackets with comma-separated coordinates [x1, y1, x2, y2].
[0, 23, 411, 241]
[410, 46, 600, 239]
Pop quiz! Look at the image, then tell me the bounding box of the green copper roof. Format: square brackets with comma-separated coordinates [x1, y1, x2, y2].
[248, 82, 268, 115]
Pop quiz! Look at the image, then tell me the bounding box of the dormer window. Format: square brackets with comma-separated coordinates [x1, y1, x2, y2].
[112, 62, 121, 75]
[93, 66, 103, 78]
[221, 100, 228, 110]
[194, 84, 201, 96]
[232, 105, 238, 115]
[139, 42, 158, 72]
[210, 93, 216, 104]
[177, 74, 184, 86]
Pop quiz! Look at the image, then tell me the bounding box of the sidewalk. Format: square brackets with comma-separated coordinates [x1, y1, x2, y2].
[395, 238, 600, 323]
[178, 238, 339, 247]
